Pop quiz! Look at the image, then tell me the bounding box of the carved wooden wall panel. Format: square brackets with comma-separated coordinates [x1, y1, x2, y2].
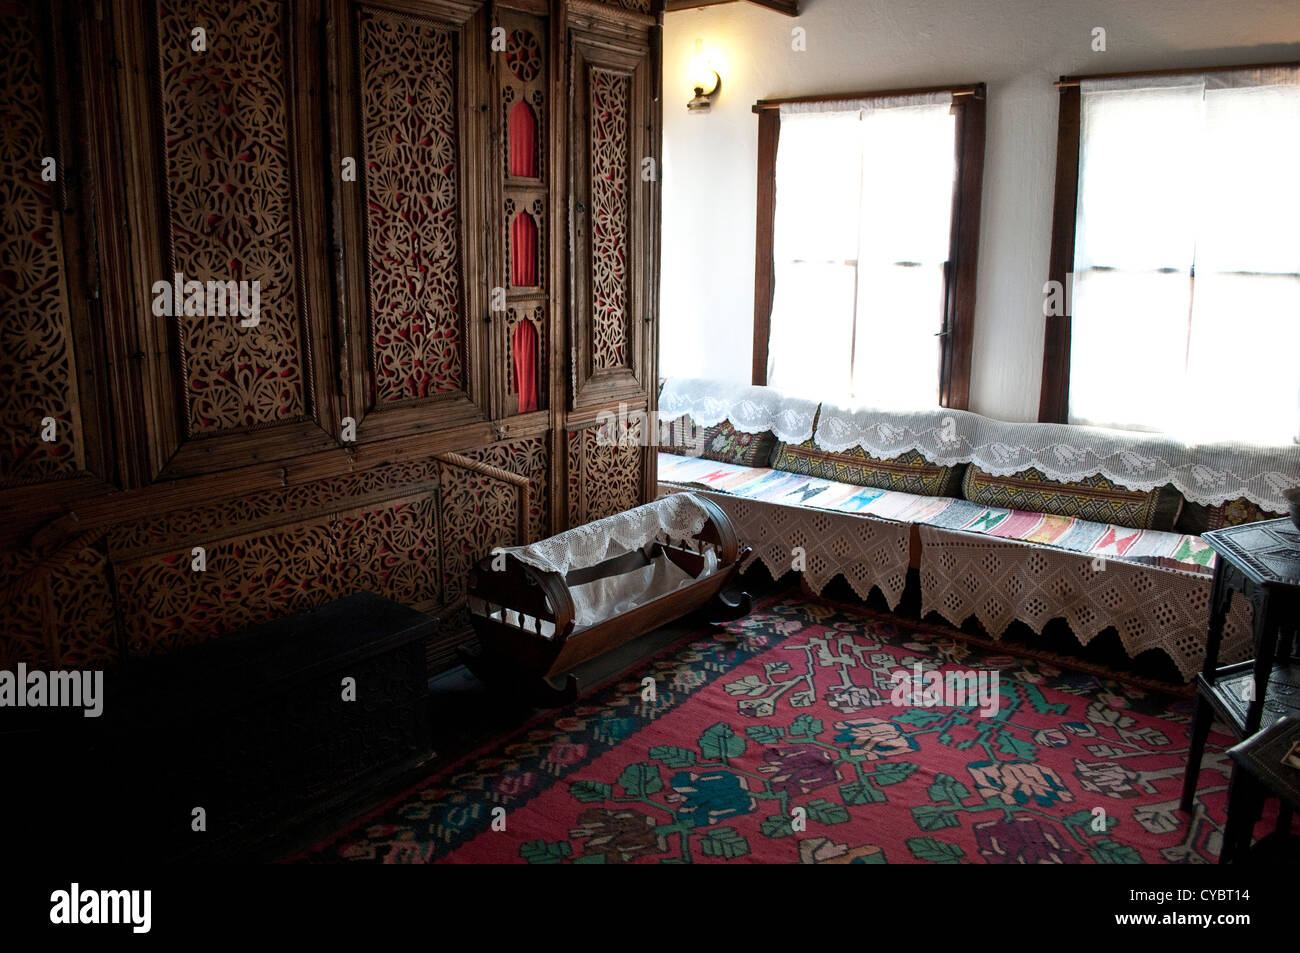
[114, 485, 441, 657]
[358, 8, 466, 404]
[116, 520, 338, 656]
[107, 460, 437, 555]
[566, 429, 583, 529]
[463, 435, 550, 542]
[567, 417, 644, 526]
[44, 544, 119, 667]
[588, 67, 632, 371]
[583, 419, 644, 522]
[104, 446, 537, 657]
[435, 456, 527, 604]
[568, 29, 652, 411]
[156, 0, 309, 434]
[0, 550, 47, 668]
[0, 5, 84, 486]
[332, 496, 441, 607]
[0, 1, 663, 678]
[0, 541, 119, 669]
[505, 27, 542, 83]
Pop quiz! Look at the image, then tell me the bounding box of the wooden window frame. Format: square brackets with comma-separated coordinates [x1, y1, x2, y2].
[1038, 61, 1300, 423]
[750, 83, 986, 411]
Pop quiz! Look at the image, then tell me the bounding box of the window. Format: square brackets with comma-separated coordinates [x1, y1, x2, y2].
[1040, 64, 1300, 445]
[752, 85, 985, 410]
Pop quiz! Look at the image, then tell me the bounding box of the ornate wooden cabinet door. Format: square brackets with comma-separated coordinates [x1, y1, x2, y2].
[0, 2, 122, 669]
[562, 2, 660, 527]
[111, 0, 340, 481]
[330, 0, 492, 443]
[567, 9, 655, 412]
[0, 2, 113, 502]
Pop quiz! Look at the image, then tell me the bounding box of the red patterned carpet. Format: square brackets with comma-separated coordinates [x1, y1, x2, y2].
[300, 596, 1241, 864]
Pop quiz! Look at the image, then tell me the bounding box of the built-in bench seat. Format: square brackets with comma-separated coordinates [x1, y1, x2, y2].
[658, 451, 1214, 575]
[653, 378, 1300, 682]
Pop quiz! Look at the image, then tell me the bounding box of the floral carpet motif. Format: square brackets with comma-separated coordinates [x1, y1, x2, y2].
[300, 597, 1239, 864]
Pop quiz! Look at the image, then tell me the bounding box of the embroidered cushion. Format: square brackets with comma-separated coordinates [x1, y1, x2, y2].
[961, 465, 1183, 531]
[1176, 497, 1284, 535]
[659, 414, 778, 468]
[771, 439, 965, 498]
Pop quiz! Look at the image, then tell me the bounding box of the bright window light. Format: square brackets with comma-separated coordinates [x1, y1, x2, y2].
[1069, 73, 1300, 446]
[767, 101, 956, 409]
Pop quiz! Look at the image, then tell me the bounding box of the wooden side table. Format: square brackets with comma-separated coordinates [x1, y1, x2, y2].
[1220, 715, 1300, 863]
[1179, 519, 1300, 814]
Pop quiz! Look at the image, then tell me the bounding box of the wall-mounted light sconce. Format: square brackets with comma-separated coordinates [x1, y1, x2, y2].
[687, 38, 720, 113]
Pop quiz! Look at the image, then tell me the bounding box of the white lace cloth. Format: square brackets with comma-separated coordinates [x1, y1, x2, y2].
[567, 549, 718, 631]
[658, 377, 1300, 511]
[814, 401, 1300, 510]
[917, 524, 1253, 682]
[504, 492, 712, 576]
[657, 487, 912, 610]
[658, 378, 819, 444]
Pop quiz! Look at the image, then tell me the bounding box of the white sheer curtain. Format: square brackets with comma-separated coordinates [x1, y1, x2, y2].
[767, 97, 956, 408]
[1069, 71, 1300, 445]
[768, 110, 861, 402]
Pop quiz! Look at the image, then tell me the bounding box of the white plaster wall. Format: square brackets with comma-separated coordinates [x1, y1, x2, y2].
[659, 0, 1300, 421]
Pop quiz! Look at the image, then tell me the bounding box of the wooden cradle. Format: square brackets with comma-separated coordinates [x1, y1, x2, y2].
[461, 493, 752, 705]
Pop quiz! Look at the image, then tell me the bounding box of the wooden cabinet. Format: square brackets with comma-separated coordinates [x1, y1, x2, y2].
[563, 2, 661, 525]
[0, 2, 114, 500]
[331, 0, 493, 441]
[567, 11, 656, 412]
[0, 0, 663, 675]
[113, 0, 342, 480]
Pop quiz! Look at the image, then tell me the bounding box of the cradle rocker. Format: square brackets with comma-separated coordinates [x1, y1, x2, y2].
[462, 492, 752, 706]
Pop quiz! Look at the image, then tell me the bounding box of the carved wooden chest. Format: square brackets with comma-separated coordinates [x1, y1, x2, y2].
[101, 592, 432, 861]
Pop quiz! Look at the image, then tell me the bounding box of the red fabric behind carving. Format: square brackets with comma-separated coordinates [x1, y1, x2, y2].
[511, 212, 538, 287]
[512, 319, 538, 413]
[509, 100, 538, 178]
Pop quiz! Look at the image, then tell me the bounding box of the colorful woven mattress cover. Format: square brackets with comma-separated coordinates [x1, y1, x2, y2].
[657, 452, 1215, 574]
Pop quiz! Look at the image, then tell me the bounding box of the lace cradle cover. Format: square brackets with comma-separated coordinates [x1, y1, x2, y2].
[505, 492, 711, 576]
[500, 493, 719, 631]
[813, 401, 1300, 511]
[658, 378, 819, 444]
[566, 549, 718, 630]
[917, 524, 1252, 682]
[662, 489, 913, 610]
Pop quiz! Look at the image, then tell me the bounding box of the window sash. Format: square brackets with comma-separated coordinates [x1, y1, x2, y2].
[1067, 71, 1300, 443]
[763, 99, 962, 408]
[1041, 62, 1300, 445]
[751, 85, 984, 410]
